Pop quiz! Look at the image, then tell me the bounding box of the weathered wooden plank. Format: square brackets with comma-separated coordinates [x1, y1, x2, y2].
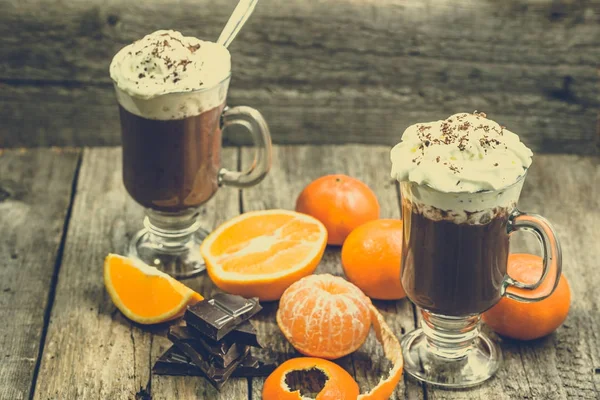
[2, 0, 599, 81]
[424, 154, 600, 399]
[2, 81, 595, 154]
[32, 147, 247, 399]
[242, 145, 422, 399]
[0, 148, 80, 400]
[1, 0, 599, 152]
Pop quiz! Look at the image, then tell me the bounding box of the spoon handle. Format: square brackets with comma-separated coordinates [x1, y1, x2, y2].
[217, 0, 259, 48]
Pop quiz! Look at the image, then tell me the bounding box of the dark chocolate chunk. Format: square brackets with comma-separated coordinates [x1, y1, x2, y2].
[184, 293, 261, 341]
[153, 346, 276, 378]
[153, 346, 202, 376]
[168, 325, 246, 368]
[232, 355, 277, 378]
[170, 337, 250, 390]
[189, 320, 262, 349]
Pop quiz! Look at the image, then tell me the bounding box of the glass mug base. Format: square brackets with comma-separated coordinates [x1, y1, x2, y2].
[128, 209, 209, 280]
[401, 327, 501, 388]
[128, 227, 208, 280]
[401, 311, 502, 388]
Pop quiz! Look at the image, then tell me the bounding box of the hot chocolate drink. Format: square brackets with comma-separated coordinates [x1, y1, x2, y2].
[110, 30, 231, 212]
[108, 29, 271, 278]
[391, 112, 533, 316]
[390, 112, 562, 388]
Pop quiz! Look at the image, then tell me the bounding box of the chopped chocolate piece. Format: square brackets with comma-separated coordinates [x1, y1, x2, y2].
[184, 294, 262, 341]
[152, 346, 276, 378]
[233, 355, 277, 378]
[190, 320, 262, 349]
[168, 325, 246, 368]
[170, 339, 250, 389]
[153, 346, 202, 376]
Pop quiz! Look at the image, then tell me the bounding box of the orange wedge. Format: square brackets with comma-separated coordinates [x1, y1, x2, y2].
[200, 209, 328, 301]
[103, 254, 203, 324]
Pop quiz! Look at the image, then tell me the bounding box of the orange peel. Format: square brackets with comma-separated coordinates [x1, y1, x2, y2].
[357, 305, 404, 399]
[262, 357, 359, 400]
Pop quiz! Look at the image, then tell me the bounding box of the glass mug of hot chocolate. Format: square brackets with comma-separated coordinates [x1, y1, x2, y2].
[110, 30, 272, 278]
[390, 112, 562, 388]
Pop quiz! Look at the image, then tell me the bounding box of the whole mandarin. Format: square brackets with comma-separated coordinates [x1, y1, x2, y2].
[483, 253, 571, 341]
[341, 219, 406, 300]
[295, 174, 380, 246]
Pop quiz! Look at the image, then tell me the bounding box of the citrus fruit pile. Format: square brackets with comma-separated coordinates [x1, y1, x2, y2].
[101, 172, 571, 399]
[268, 274, 404, 399]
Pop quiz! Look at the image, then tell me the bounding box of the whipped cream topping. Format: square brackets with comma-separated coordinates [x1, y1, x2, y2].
[110, 30, 231, 99]
[390, 112, 533, 193]
[109, 30, 231, 120]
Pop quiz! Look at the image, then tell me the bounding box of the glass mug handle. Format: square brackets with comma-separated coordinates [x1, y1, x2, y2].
[503, 210, 563, 302]
[218, 105, 272, 188]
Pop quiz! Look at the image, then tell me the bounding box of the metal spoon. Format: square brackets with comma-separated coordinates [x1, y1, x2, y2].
[217, 0, 258, 48]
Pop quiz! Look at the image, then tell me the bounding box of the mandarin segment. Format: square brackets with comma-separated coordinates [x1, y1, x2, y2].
[201, 209, 328, 301]
[103, 254, 203, 324]
[277, 274, 372, 360]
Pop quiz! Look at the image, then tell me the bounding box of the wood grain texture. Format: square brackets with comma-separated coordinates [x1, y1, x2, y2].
[32, 147, 246, 399]
[242, 145, 422, 399]
[17, 146, 600, 398]
[1, 0, 599, 151]
[0, 148, 80, 400]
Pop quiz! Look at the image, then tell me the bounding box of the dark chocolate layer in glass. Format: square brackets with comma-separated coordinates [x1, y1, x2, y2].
[119, 103, 225, 212]
[401, 201, 509, 316]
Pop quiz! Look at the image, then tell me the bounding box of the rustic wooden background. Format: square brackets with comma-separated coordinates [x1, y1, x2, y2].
[1, 0, 599, 153]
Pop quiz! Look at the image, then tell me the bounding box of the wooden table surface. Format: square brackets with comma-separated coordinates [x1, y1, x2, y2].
[0, 145, 599, 399]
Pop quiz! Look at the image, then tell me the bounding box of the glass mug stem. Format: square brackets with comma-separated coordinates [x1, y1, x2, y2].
[142, 209, 202, 253]
[421, 312, 482, 360]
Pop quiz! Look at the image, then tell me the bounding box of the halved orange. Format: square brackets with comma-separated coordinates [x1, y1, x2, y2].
[200, 209, 328, 301]
[103, 254, 203, 324]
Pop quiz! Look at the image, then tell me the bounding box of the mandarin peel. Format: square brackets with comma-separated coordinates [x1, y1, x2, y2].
[268, 304, 405, 399]
[357, 304, 404, 399]
[262, 357, 359, 400]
